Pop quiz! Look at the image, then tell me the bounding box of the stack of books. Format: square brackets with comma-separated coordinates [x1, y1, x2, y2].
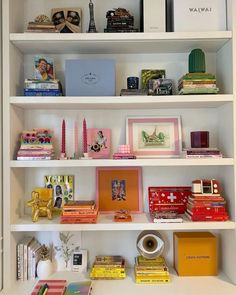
[90, 255, 126, 280]
[134, 256, 170, 284]
[104, 8, 138, 33]
[26, 21, 59, 33]
[17, 128, 54, 160]
[17, 237, 42, 281]
[186, 180, 229, 221]
[113, 144, 136, 159]
[186, 195, 229, 221]
[60, 200, 98, 224]
[183, 148, 223, 158]
[24, 79, 62, 96]
[178, 73, 219, 95]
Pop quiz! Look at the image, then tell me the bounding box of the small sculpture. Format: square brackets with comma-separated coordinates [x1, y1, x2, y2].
[114, 209, 132, 222]
[88, 0, 97, 32]
[27, 188, 53, 222]
[189, 48, 206, 73]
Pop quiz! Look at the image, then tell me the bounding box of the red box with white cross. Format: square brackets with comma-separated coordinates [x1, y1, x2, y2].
[148, 186, 192, 214]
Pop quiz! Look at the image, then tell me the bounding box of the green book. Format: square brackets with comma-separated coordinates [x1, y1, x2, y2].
[65, 281, 92, 295]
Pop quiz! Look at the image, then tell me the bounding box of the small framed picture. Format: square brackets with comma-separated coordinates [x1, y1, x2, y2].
[34, 56, 55, 81]
[52, 8, 82, 33]
[87, 128, 111, 159]
[141, 69, 166, 89]
[126, 116, 182, 158]
[96, 167, 143, 213]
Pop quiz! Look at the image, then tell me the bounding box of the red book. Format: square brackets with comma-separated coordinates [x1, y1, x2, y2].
[31, 280, 67, 295]
[186, 212, 229, 222]
[148, 186, 191, 214]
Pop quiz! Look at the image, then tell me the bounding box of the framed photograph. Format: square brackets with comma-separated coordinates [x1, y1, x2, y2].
[96, 167, 143, 213]
[34, 56, 55, 81]
[126, 116, 182, 158]
[52, 8, 82, 33]
[87, 128, 111, 159]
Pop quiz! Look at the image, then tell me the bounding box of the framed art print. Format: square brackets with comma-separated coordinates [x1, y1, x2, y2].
[87, 128, 111, 159]
[52, 8, 82, 33]
[96, 167, 143, 213]
[126, 116, 182, 158]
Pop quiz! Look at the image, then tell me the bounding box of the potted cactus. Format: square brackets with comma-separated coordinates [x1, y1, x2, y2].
[37, 244, 54, 279]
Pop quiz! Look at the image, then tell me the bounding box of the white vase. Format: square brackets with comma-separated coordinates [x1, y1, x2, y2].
[37, 259, 54, 279]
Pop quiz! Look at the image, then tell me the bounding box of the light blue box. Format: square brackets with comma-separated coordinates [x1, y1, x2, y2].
[65, 59, 116, 96]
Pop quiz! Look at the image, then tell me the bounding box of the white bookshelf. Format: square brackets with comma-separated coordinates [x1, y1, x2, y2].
[10, 215, 236, 232]
[6, 270, 236, 295]
[2, 0, 236, 294]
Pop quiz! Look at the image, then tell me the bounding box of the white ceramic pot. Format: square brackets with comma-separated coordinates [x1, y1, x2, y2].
[37, 259, 54, 279]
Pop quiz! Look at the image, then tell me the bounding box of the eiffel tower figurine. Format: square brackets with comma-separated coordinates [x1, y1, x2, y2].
[88, 0, 97, 33]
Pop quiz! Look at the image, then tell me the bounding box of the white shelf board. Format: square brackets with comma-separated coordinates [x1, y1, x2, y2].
[11, 214, 235, 232]
[10, 31, 232, 54]
[10, 95, 233, 110]
[10, 158, 234, 168]
[5, 269, 236, 295]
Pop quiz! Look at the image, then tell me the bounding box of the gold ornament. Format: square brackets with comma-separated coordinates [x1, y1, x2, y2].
[27, 188, 53, 222]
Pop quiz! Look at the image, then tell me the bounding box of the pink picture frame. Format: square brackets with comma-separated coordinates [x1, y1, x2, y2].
[126, 116, 182, 158]
[96, 167, 143, 213]
[87, 128, 111, 159]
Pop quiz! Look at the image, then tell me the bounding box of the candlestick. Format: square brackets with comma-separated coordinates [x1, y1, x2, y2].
[83, 118, 88, 153]
[74, 121, 79, 159]
[61, 119, 66, 154]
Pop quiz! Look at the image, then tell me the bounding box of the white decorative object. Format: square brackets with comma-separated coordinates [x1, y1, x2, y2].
[37, 259, 53, 279]
[71, 247, 88, 272]
[54, 232, 81, 271]
[173, 0, 227, 32]
[142, 0, 166, 32]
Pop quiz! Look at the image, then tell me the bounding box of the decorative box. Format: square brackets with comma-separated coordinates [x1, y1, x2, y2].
[148, 186, 191, 213]
[173, 0, 227, 32]
[174, 232, 218, 276]
[141, 0, 166, 32]
[65, 59, 116, 96]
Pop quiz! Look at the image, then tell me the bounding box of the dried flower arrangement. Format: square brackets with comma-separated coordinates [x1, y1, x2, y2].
[39, 244, 51, 261]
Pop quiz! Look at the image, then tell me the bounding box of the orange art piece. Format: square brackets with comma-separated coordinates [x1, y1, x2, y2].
[27, 188, 53, 222]
[96, 167, 143, 213]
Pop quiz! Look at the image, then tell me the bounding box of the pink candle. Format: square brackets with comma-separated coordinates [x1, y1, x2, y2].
[61, 119, 66, 154]
[83, 118, 88, 153]
[74, 121, 79, 158]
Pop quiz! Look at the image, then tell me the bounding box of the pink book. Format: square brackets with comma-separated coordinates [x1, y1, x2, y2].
[87, 128, 111, 159]
[31, 280, 67, 295]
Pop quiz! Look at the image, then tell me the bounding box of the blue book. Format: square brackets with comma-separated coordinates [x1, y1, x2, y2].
[24, 89, 62, 96]
[65, 281, 92, 295]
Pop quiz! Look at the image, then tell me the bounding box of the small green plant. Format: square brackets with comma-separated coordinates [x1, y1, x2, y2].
[39, 244, 51, 261]
[55, 232, 74, 268]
